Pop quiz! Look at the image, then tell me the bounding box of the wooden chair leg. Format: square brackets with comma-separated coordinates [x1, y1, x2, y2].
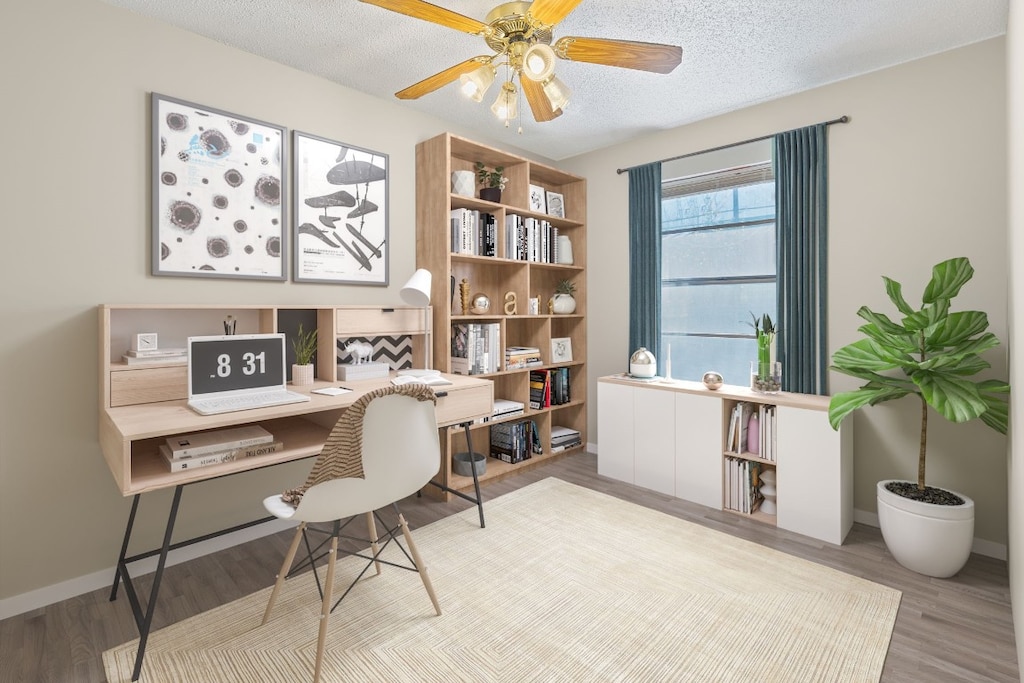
[398, 513, 441, 616]
[262, 522, 306, 626]
[313, 534, 339, 683]
[365, 511, 382, 576]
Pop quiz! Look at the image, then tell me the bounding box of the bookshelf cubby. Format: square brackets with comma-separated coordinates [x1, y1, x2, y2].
[415, 132, 587, 498]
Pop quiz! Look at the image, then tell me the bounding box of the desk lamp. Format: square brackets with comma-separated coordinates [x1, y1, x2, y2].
[398, 268, 436, 376]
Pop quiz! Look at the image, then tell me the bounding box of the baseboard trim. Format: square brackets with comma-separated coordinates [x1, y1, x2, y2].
[0, 518, 295, 621]
[853, 508, 1006, 561]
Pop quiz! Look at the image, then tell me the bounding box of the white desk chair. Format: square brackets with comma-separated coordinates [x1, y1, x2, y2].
[260, 383, 442, 683]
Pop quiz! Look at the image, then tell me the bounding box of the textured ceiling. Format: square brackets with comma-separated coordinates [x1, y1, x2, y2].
[100, 0, 1007, 160]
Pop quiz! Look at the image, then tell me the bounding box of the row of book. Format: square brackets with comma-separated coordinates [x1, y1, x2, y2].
[450, 323, 502, 375]
[161, 425, 281, 472]
[505, 345, 544, 370]
[450, 208, 497, 257]
[489, 419, 542, 464]
[505, 214, 560, 263]
[550, 425, 581, 453]
[725, 401, 777, 461]
[529, 368, 571, 409]
[724, 456, 763, 514]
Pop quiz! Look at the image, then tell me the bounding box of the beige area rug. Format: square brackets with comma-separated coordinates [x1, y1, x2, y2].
[104, 478, 901, 682]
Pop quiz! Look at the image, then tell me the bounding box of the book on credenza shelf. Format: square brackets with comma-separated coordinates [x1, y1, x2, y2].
[121, 353, 187, 366]
[165, 424, 274, 459]
[124, 347, 187, 358]
[159, 441, 283, 471]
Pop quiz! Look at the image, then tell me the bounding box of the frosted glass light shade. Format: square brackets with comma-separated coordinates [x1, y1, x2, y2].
[491, 81, 518, 121]
[459, 64, 496, 103]
[400, 268, 432, 308]
[522, 43, 556, 82]
[542, 75, 571, 111]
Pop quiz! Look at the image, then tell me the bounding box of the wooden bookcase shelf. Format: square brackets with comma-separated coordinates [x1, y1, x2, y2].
[415, 133, 587, 498]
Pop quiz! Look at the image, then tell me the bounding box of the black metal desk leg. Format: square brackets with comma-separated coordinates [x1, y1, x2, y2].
[110, 494, 141, 601]
[131, 484, 184, 682]
[463, 423, 485, 528]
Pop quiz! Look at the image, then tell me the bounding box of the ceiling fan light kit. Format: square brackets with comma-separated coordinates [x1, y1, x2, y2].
[360, 0, 681, 128]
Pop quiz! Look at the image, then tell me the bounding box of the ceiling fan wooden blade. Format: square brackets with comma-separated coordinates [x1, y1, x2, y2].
[527, 0, 583, 27]
[521, 77, 563, 122]
[395, 56, 491, 99]
[358, 0, 487, 35]
[554, 36, 682, 74]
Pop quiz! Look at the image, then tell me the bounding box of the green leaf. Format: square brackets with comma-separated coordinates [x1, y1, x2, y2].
[922, 257, 973, 304]
[883, 276, 914, 316]
[916, 373, 987, 423]
[856, 306, 906, 335]
[831, 339, 909, 373]
[903, 299, 949, 332]
[979, 394, 1009, 434]
[978, 379, 1011, 394]
[926, 311, 990, 347]
[828, 363, 918, 390]
[828, 386, 912, 430]
[857, 323, 918, 353]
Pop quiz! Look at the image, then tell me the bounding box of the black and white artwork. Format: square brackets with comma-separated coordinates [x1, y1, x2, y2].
[293, 131, 389, 285]
[151, 93, 286, 280]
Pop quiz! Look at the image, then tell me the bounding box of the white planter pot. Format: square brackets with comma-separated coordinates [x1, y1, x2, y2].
[876, 479, 974, 578]
[291, 363, 314, 386]
[551, 294, 576, 315]
[451, 170, 475, 197]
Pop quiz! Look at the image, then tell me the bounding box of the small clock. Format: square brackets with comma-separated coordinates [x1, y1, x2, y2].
[131, 332, 159, 352]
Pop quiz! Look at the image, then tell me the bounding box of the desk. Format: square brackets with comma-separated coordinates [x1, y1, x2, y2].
[100, 374, 491, 681]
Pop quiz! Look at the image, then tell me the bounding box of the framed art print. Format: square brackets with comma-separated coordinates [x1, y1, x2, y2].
[293, 130, 389, 285]
[551, 337, 573, 363]
[546, 190, 565, 218]
[529, 184, 546, 213]
[151, 93, 286, 280]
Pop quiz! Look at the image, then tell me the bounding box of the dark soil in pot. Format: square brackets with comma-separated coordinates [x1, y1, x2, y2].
[885, 481, 965, 506]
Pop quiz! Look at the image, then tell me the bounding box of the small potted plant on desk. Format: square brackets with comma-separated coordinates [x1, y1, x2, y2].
[474, 162, 507, 203]
[827, 256, 1009, 577]
[290, 323, 318, 386]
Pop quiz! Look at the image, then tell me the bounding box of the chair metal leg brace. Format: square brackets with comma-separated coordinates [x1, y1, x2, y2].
[426, 421, 485, 527]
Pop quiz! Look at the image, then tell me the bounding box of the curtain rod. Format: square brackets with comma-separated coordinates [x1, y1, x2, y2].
[615, 115, 850, 175]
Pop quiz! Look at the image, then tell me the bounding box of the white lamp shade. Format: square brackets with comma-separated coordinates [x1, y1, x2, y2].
[400, 268, 432, 308]
[459, 64, 496, 103]
[522, 43, 556, 82]
[542, 75, 571, 111]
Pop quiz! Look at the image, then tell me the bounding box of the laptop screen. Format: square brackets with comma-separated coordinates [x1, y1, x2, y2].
[188, 334, 288, 398]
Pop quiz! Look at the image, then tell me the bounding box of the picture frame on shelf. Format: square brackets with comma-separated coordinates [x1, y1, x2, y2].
[551, 337, 573, 363]
[293, 130, 389, 285]
[151, 93, 287, 280]
[529, 184, 547, 213]
[546, 190, 565, 218]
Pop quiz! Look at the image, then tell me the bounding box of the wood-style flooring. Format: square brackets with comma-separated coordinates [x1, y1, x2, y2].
[1, 452, 1017, 682]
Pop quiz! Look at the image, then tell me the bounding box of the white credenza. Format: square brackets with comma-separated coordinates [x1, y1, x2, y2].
[597, 375, 853, 545]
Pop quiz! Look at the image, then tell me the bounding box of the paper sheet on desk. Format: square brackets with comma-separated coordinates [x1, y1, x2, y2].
[311, 387, 353, 396]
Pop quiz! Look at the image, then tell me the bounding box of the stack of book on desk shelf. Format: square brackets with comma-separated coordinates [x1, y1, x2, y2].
[489, 419, 541, 464]
[504, 346, 543, 370]
[160, 425, 281, 472]
[337, 362, 390, 381]
[122, 347, 187, 365]
[550, 425, 582, 453]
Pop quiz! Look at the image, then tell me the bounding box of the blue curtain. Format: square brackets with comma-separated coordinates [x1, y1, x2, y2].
[628, 162, 662, 358]
[774, 124, 829, 395]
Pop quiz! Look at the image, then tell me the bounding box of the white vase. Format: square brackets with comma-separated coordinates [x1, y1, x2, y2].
[291, 363, 314, 386]
[556, 235, 574, 264]
[451, 170, 475, 197]
[551, 294, 576, 314]
[876, 479, 974, 577]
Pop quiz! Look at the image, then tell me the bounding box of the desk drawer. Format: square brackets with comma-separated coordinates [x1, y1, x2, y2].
[435, 382, 493, 427]
[110, 367, 187, 407]
[336, 308, 425, 336]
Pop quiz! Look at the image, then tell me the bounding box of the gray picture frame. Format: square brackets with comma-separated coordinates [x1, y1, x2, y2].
[151, 93, 287, 280]
[292, 130, 389, 285]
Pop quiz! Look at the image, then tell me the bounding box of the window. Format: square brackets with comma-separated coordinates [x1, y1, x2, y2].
[661, 161, 776, 385]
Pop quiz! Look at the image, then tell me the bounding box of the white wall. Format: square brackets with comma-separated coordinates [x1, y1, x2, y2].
[1004, 2, 1023, 675]
[562, 38, 1009, 547]
[0, 0, 542, 605]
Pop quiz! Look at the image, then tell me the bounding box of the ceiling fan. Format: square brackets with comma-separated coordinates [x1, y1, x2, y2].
[358, 0, 682, 125]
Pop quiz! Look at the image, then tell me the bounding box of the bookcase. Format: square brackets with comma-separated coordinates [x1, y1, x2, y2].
[597, 376, 853, 545]
[415, 132, 587, 498]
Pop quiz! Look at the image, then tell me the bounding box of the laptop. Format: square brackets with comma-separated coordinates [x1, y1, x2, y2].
[187, 333, 311, 415]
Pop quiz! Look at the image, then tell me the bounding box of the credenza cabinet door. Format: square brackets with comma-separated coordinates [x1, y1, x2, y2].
[597, 382, 635, 484]
[674, 392, 724, 509]
[633, 388, 675, 495]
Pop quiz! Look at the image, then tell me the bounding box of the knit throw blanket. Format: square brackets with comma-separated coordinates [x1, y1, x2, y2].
[281, 383, 437, 506]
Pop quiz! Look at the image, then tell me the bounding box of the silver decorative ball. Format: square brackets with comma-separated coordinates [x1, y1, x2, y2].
[469, 293, 490, 314]
[629, 347, 657, 378]
[702, 371, 724, 390]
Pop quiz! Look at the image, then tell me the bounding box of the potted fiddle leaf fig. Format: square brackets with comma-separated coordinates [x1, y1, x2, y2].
[290, 323, 318, 386]
[827, 256, 1009, 577]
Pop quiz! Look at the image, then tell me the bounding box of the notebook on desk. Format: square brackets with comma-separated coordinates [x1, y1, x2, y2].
[187, 334, 311, 415]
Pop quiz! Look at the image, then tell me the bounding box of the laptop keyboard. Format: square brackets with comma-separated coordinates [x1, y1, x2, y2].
[189, 390, 310, 415]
